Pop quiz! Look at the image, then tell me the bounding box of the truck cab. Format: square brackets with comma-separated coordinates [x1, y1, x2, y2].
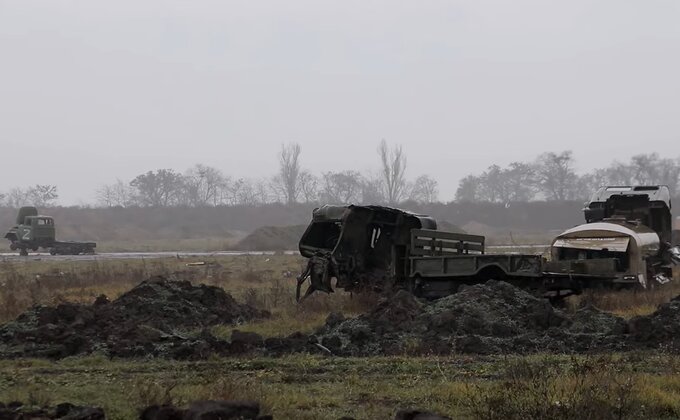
[297, 205, 437, 299]
[15, 216, 56, 245]
[5, 207, 57, 254]
[546, 185, 674, 288]
[5, 206, 96, 256]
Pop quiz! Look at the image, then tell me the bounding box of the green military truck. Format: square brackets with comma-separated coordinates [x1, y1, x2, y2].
[296, 205, 544, 301]
[296, 186, 680, 302]
[4, 206, 96, 256]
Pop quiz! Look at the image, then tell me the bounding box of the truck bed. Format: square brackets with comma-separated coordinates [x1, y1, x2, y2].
[410, 253, 543, 279]
[407, 229, 544, 298]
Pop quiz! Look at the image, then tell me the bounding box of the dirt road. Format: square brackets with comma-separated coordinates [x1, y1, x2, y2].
[0, 244, 546, 263]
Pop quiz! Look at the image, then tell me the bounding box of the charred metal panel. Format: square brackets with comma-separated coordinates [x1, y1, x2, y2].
[584, 185, 672, 243]
[297, 205, 436, 300]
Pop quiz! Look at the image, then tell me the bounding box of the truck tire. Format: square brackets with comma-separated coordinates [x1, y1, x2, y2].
[19, 248, 28, 256]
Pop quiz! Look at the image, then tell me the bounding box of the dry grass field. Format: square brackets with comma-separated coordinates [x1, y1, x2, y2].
[2, 255, 680, 419]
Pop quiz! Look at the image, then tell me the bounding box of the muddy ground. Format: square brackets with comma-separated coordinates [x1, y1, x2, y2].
[2, 278, 680, 359]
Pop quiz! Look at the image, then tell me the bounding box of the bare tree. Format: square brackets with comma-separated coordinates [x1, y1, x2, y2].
[96, 184, 116, 207]
[297, 171, 319, 203]
[408, 175, 439, 203]
[97, 179, 135, 207]
[580, 154, 680, 196]
[183, 164, 227, 206]
[130, 169, 184, 207]
[658, 157, 680, 194]
[221, 178, 244, 205]
[255, 178, 274, 204]
[113, 179, 135, 206]
[629, 153, 680, 194]
[27, 185, 59, 207]
[534, 151, 579, 200]
[478, 165, 504, 202]
[320, 170, 364, 203]
[221, 178, 259, 206]
[4, 188, 30, 208]
[455, 175, 482, 202]
[272, 142, 302, 204]
[361, 175, 386, 204]
[378, 139, 408, 205]
[504, 162, 536, 201]
[456, 163, 536, 203]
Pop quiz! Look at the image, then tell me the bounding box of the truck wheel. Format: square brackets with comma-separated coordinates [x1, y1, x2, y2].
[49, 249, 57, 256]
[9, 243, 17, 251]
[19, 248, 29, 256]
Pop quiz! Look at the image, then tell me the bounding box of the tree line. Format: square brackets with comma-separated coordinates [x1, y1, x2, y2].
[456, 151, 680, 203]
[0, 185, 59, 208]
[94, 140, 439, 208]
[1, 146, 678, 208]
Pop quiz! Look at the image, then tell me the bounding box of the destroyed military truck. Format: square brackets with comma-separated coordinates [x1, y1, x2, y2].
[297, 205, 545, 300]
[4, 206, 96, 256]
[297, 187, 680, 302]
[545, 185, 680, 290]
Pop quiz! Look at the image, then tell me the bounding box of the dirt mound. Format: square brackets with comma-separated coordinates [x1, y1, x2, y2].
[0, 401, 104, 419]
[236, 225, 307, 251]
[0, 276, 268, 359]
[0, 400, 448, 420]
[141, 400, 449, 420]
[141, 400, 269, 420]
[6, 277, 680, 359]
[315, 280, 632, 356]
[628, 295, 680, 350]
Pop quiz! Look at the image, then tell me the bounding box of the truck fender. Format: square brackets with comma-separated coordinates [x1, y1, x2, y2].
[474, 264, 509, 281]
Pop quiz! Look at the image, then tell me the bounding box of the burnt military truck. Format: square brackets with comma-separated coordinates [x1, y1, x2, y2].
[296, 205, 544, 301]
[297, 185, 679, 302]
[545, 185, 680, 291]
[5, 207, 96, 256]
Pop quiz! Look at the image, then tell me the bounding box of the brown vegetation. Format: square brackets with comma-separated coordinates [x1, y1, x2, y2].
[0, 254, 376, 336]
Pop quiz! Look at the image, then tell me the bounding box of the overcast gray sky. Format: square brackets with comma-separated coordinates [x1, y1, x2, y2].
[1, 0, 679, 204]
